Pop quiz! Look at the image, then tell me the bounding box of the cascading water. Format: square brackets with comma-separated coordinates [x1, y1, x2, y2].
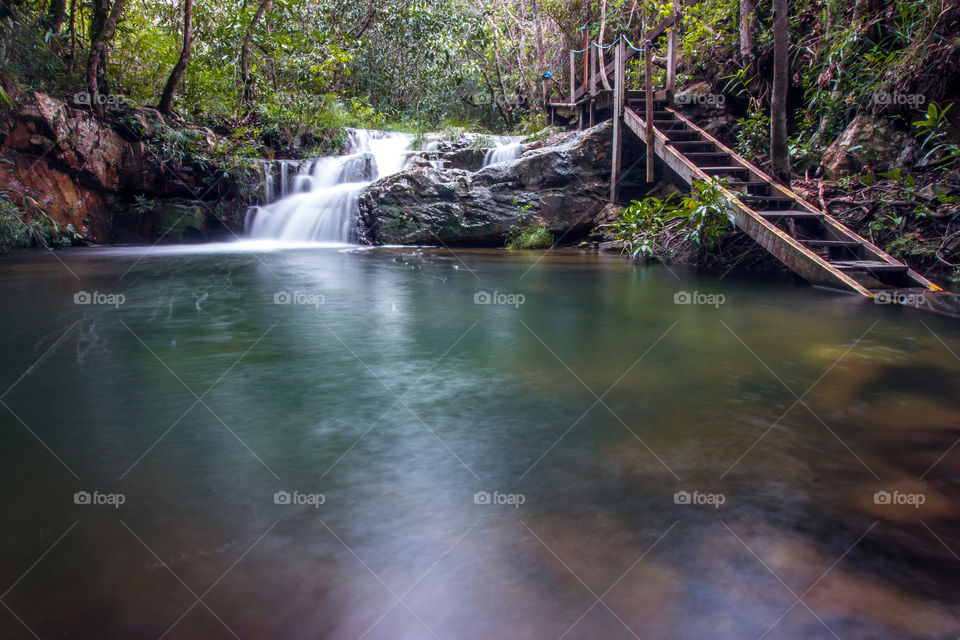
[247, 129, 412, 243]
[482, 138, 523, 167]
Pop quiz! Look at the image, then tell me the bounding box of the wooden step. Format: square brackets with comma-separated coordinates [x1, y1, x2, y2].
[700, 166, 750, 177]
[831, 260, 908, 273]
[743, 194, 794, 201]
[683, 152, 733, 165]
[759, 210, 823, 220]
[801, 240, 861, 247]
[652, 119, 687, 130]
[669, 140, 716, 149]
[665, 131, 702, 140]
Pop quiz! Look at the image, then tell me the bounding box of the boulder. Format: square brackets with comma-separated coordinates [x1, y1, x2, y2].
[822, 114, 917, 180]
[1, 91, 250, 243]
[357, 122, 644, 245]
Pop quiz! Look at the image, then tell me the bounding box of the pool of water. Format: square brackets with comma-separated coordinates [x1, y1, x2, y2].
[1, 242, 959, 639]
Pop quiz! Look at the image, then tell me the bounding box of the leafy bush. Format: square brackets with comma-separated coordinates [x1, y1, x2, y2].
[611, 178, 736, 260]
[610, 192, 682, 260]
[735, 102, 770, 159]
[505, 203, 553, 250]
[506, 224, 553, 249]
[0, 192, 81, 253]
[913, 103, 960, 170]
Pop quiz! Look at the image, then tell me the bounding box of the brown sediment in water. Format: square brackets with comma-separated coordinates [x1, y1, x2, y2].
[702, 527, 960, 638]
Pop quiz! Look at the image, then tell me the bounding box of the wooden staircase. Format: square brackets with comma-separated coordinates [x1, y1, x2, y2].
[544, 10, 952, 310]
[620, 99, 943, 296]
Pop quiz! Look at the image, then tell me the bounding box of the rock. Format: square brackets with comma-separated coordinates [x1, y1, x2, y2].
[1, 91, 249, 243]
[699, 113, 736, 138]
[357, 122, 645, 246]
[673, 81, 714, 107]
[822, 114, 916, 180]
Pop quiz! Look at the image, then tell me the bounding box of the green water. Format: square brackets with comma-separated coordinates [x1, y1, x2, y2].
[1, 243, 959, 639]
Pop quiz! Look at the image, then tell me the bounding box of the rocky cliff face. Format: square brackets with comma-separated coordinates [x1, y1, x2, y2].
[357, 122, 645, 246]
[0, 92, 253, 244]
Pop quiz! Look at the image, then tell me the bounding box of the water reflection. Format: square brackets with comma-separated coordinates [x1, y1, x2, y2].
[0, 246, 958, 639]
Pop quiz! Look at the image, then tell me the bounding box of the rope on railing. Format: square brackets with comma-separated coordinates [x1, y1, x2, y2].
[543, 37, 622, 78]
[621, 36, 646, 53]
[543, 35, 646, 79]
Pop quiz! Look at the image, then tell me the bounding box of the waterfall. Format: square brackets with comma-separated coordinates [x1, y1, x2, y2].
[259, 159, 306, 203]
[482, 139, 523, 167]
[247, 129, 412, 243]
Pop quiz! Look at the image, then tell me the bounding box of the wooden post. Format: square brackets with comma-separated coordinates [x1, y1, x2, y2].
[610, 38, 625, 202]
[569, 51, 576, 105]
[589, 42, 597, 127]
[666, 2, 678, 96]
[645, 40, 655, 183]
[582, 31, 589, 94]
[590, 42, 597, 96]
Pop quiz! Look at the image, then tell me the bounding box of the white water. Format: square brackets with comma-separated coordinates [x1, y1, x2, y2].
[482, 139, 522, 167]
[247, 129, 412, 243]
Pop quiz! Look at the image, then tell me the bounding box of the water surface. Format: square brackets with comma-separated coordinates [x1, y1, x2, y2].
[1, 244, 959, 639]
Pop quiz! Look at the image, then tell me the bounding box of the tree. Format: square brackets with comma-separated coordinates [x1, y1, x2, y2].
[158, 0, 194, 115]
[42, 0, 67, 33]
[770, 0, 790, 184]
[240, 0, 273, 103]
[739, 0, 756, 64]
[87, 0, 126, 106]
[529, 0, 547, 108]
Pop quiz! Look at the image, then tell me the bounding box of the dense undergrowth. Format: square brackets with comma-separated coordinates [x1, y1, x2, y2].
[610, 0, 960, 281]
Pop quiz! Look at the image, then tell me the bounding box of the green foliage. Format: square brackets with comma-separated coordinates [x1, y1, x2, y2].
[676, 177, 737, 249]
[913, 103, 960, 170]
[506, 224, 553, 250]
[0, 192, 81, 253]
[505, 202, 553, 250]
[469, 134, 495, 153]
[610, 192, 681, 260]
[735, 102, 770, 158]
[611, 178, 736, 260]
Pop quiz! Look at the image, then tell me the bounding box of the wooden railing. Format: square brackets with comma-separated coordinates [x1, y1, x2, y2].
[545, 4, 681, 111]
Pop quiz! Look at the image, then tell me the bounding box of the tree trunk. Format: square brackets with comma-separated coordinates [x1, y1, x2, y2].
[86, 0, 125, 108]
[240, 0, 273, 103]
[770, 0, 790, 184]
[42, 0, 68, 32]
[739, 0, 756, 64]
[158, 0, 193, 114]
[69, 0, 77, 59]
[529, 0, 547, 111]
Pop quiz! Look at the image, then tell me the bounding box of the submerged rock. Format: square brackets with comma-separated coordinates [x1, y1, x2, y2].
[357, 122, 644, 246]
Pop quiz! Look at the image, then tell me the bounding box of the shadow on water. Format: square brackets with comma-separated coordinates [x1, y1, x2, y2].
[0, 244, 959, 639]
